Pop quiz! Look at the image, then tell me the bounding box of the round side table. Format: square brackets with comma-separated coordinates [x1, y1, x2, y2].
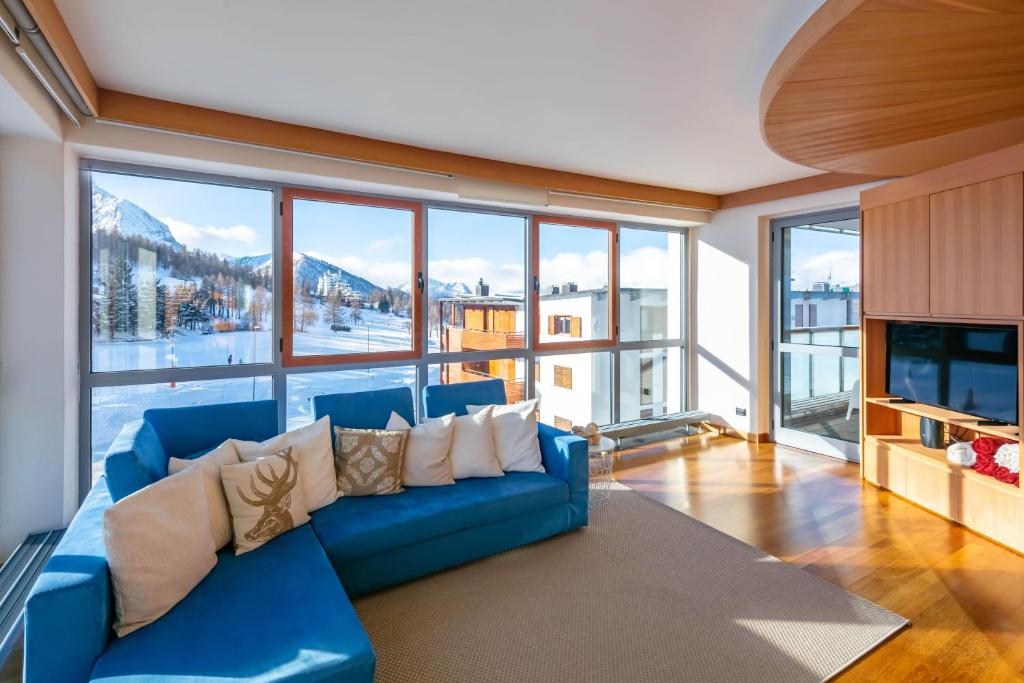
[588, 436, 615, 508]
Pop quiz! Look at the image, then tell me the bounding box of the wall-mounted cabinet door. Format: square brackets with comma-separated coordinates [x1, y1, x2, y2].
[930, 174, 1023, 318]
[862, 197, 930, 316]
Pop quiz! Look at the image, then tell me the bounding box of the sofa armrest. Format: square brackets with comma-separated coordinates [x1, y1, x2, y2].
[24, 481, 113, 683]
[537, 423, 589, 528]
[103, 419, 167, 502]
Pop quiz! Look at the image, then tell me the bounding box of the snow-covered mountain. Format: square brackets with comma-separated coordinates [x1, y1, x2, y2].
[401, 278, 473, 298]
[92, 186, 184, 250]
[92, 186, 386, 295]
[234, 252, 383, 298]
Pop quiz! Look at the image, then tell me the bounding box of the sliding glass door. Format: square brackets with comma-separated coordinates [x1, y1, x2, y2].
[772, 208, 860, 462]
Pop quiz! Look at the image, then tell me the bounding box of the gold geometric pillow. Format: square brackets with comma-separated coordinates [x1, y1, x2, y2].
[333, 427, 407, 496]
[219, 447, 310, 555]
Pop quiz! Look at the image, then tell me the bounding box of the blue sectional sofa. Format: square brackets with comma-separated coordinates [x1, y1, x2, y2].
[24, 380, 589, 682]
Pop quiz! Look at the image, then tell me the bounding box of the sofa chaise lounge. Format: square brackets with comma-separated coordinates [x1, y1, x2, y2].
[23, 380, 589, 682]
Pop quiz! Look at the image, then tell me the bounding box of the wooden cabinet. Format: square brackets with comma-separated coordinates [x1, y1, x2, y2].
[862, 197, 930, 315]
[930, 174, 1024, 318]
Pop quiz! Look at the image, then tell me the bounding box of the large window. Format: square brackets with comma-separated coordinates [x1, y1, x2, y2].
[283, 189, 422, 365]
[535, 352, 612, 427]
[534, 216, 616, 349]
[619, 228, 684, 342]
[286, 366, 417, 430]
[89, 171, 273, 371]
[91, 377, 272, 476]
[619, 348, 684, 421]
[81, 162, 689, 489]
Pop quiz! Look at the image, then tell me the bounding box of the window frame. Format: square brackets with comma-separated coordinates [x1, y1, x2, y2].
[79, 159, 689, 500]
[531, 214, 618, 352]
[281, 187, 425, 367]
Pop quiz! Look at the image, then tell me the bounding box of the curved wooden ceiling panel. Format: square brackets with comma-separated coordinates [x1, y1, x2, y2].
[761, 0, 1024, 176]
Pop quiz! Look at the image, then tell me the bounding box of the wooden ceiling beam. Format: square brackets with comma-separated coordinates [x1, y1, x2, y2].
[719, 172, 889, 210]
[96, 90, 721, 211]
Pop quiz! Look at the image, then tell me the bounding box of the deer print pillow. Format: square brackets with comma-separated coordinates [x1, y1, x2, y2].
[334, 427, 408, 496]
[220, 447, 310, 555]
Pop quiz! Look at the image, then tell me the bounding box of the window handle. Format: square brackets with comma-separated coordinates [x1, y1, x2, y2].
[417, 272, 425, 294]
[533, 276, 540, 292]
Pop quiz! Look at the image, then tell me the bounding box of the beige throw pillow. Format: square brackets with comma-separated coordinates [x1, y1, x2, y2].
[432, 406, 503, 479]
[468, 400, 544, 473]
[334, 427, 407, 496]
[386, 411, 455, 487]
[167, 440, 240, 550]
[220, 447, 310, 555]
[233, 417, 337, 512]
[103, 466, 217, 637]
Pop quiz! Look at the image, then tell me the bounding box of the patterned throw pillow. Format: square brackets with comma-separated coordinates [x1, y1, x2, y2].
[220, 447, 310, 555]
[333, 427, 408, 496]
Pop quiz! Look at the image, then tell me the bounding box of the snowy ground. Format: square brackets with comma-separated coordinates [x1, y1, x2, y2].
[91, 308, 443, 464]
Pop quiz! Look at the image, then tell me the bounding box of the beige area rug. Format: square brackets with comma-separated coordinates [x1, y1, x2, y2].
[353, 486, 907, 682]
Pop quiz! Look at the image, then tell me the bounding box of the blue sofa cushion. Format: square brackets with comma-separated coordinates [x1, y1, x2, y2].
[311, 473, 568, 566]
[143, 399, 278, 460]
[90, 524, 374, 683]
[313, 387, 416, 447]
[24, 481, 114, 683]
[422, 378, 507, 417]
[103, 420, 167, 502]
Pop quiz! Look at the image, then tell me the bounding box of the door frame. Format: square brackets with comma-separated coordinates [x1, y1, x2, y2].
[770, 207, 861, 462]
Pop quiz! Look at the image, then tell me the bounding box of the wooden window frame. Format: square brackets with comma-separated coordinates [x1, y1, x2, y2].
[531, 215, 618, 352]
[282, 187, 424, 367]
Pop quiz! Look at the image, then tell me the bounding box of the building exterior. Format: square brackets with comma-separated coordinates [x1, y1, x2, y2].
[437, 295, 527, 402]
[436, 283, 683, 429]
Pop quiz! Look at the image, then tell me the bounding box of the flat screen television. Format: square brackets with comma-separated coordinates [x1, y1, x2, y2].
[886, 322, 1019, 425]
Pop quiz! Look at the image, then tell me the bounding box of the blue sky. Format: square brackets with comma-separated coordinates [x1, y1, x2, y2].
[787, 227, 859, 291]
[93, 171, 273, 256]
[94, 171, 675, 291]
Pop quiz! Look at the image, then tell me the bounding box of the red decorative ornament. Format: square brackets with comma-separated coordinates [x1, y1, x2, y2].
[971, 437, 1019, 486]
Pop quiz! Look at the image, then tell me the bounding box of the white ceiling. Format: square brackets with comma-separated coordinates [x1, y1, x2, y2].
[57, 0, 825, 195]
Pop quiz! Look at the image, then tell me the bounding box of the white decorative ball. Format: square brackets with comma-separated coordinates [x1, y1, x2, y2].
[946, 442, 975, 467]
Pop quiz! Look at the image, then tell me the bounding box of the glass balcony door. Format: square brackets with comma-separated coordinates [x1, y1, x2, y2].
[772, 208, 861, 462]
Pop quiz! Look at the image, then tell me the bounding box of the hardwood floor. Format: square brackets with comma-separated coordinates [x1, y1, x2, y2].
[4, 433, 1023, 682]
[614, 433, 1024, 682]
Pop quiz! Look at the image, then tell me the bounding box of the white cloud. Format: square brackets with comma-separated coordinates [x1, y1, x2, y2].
[539, 250, 609, 291]
[365, 238, 398, 253]
[428, 257, 524, 294]
[620, 246, 671, 289]
[792, 249, 859, 290]
[162, 217, 260, 256]
[306, 251, 411, 289]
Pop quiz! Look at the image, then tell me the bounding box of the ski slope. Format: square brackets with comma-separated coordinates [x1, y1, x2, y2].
[91, 307, 443, 464]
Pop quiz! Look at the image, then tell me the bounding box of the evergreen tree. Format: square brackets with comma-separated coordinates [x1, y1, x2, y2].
[155, 280, 168, 336]
[108, 256, 138, 337]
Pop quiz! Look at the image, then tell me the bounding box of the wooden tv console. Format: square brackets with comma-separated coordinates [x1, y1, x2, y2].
[860, 144, 1024, 554]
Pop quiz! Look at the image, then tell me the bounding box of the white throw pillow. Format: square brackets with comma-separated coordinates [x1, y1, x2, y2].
[429, 406, 503, 479]
[387, 411, 456, 486]
[167, 440, 240, 550]
[468, 400, 544, 473]
[233, 416, 337, 512]
[104, 466, 217, 637]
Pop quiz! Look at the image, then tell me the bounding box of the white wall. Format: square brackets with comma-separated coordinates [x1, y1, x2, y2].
[0, 136, 78, 557]
[692, 183, 880, 437]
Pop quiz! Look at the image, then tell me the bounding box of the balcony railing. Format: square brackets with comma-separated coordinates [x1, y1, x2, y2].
[443, 327, 526, 352]
[450, 366, 525, 403]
